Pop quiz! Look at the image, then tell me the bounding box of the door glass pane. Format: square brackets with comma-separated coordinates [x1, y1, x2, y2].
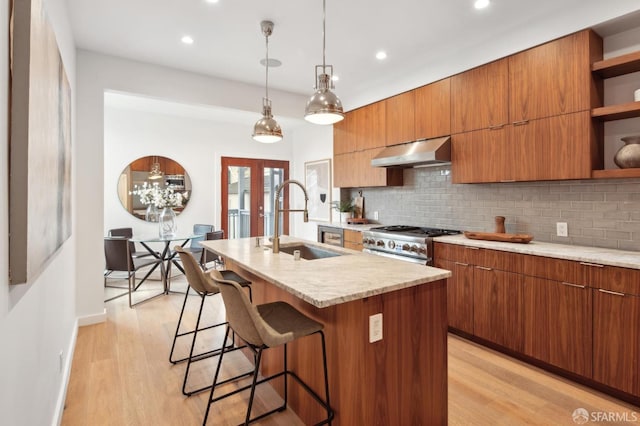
[263, 167, 284, 237]
[227, 166, 251, 239]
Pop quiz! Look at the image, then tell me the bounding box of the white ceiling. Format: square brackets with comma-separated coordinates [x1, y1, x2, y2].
[68, 0, 640, 114]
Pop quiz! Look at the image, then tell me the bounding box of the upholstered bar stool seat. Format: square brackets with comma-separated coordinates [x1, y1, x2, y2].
[170, 246, 252, 396]
[203, 275, 333, 426]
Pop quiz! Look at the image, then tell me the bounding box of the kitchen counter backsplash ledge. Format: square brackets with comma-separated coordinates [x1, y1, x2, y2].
[435, 234, 640, 270]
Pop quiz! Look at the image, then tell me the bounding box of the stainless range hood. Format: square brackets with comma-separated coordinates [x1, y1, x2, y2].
[371, 136, 451, 168]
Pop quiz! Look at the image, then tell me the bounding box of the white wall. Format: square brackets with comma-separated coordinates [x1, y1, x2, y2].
[0, 0, 78, 425]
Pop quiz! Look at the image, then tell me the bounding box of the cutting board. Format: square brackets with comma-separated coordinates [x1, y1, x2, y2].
[463, 231, 534, 244]
[354, 192, 364, 219]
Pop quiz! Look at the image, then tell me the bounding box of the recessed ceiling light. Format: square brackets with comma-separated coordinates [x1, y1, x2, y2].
[181, 35, 194, 45]
[205, 0, 219, 3]
[376, 51, 387, 60]
[474, 0, 490, 9]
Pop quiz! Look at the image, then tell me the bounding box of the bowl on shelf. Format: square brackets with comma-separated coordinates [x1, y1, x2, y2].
[614, 135, 640, 169]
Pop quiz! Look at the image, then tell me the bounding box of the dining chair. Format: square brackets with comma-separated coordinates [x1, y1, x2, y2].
[107, 227, 153, 258]
[104, 237, 166, 308]
[183, 224, 214, 257]
[203, 273, 333, 426]
[170, 246, 252, 396]
[200, 230, 225, 270]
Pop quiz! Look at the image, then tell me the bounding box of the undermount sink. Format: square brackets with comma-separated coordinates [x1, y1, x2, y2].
[279, 243, 344, 260]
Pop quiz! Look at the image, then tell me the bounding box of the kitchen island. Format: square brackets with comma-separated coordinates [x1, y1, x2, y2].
[201, 236, 451, 425]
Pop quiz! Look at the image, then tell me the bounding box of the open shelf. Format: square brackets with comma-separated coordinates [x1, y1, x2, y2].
[592, 101, 640, 121]
[592, 168, 640, 179]
[592, 50, 640, 78]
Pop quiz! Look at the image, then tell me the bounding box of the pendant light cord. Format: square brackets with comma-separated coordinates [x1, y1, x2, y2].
[322, 0, 326, 71]
[265, 31, 269, 101]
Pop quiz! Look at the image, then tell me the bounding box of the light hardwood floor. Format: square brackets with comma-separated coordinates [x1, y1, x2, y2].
[63, 276, 639, 425]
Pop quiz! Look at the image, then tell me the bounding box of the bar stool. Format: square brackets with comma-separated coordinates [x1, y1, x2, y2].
[170, 246, 252, 396]
[203, 273, 333, 426]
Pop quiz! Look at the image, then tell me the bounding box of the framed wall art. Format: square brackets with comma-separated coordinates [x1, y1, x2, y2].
[304, 159, 331, 222]
[9, 0, 72, 284]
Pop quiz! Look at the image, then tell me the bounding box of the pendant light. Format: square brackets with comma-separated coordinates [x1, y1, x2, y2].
[148, 157, 164, 180]
[304, 0, 344, 125]
[252, 20, 283, 143]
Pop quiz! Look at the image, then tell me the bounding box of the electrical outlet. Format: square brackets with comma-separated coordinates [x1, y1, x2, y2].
[369, 313, 383, 343]
[373, 211, 379, 221]
[556, 222, 568, 237]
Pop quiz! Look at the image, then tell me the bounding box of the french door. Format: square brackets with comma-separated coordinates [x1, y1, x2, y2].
[221, 157, 289, 239]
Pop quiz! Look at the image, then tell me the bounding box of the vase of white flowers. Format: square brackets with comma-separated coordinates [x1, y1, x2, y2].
[130, 182, 188, 236]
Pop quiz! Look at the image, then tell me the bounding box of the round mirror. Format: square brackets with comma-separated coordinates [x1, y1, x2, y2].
[117, 156, 192, 221]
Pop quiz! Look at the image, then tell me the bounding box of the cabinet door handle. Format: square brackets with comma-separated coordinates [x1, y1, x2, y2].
[488, 124, 505, 130]
[598, 289, 625, 297]
[465, 246, 480, 250]
[500, 180, 516, 183]
[513, 120, 529, 126]
[580, 262, 604, 268]
[560, 281, 586, 289]
[454, 262, 469, 266]
[476, 266, 492, 271]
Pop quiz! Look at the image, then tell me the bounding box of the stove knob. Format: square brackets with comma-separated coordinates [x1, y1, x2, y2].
[410, 245, 418, 253]
[388, 241, 396, 249]
[363, 238, 370, 245]
[418, 246, 426, 254]
[402, 244, 411, 251]
[377, 240, 385, 247]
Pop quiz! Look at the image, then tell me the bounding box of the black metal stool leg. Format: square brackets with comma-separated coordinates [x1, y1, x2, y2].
[169, 288, 191, 363]
[245, 348, 264, 425]
[182, 293, 207, 395]
[203, 326, 231, 426]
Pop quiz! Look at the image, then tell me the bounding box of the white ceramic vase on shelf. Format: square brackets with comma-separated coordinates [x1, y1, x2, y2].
[158, 207, 177, 238]
[614, 136, 640, 169]
[340, 212, 352, 223]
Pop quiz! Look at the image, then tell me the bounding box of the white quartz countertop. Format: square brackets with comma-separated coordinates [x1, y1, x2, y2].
[201, 236, 451, 308]
[434, 234, 640, 270]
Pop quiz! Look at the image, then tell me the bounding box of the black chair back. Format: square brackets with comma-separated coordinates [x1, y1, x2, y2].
[108, 227, 137, 255]
[104, 237, 132, 272]
[201, 230, 225, 267]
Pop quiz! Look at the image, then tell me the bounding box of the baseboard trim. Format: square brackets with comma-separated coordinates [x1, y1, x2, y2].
[52, 319, 79, 426]
[77, 308, 107, 326]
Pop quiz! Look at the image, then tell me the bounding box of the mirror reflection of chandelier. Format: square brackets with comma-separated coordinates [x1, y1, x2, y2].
[148, 157, 164, 180]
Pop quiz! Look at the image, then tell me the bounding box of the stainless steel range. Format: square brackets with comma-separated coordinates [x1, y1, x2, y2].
[363, 225, 461, 265]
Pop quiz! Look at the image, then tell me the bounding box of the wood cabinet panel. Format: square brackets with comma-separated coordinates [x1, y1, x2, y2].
[334, 150, 403, 188]
[578, 262, 640, 295]
[476, 249, 523, 274]
[333, 152, 355, 188]
[415, 78, 451, 139]
[385, 91, 415, 146]
[451, 58, 509, 133]
[434, 242, 479, 264]
[473, 267, 523, 351]
[451, 126, 515, 183]
[524, 276, 592, 376]
[513, 112, 594, 181]
[509, 30, 600, 122]
[333, 114, 355, 155]
[522, 255, 578, 283]
[593, 290, 640, 396]
[343, 230, 363, 251]
[356, 102, 386, 151]
[435, 258, 474, 334]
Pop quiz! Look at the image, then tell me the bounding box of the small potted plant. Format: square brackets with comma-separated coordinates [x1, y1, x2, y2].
[332, 199, 356, 223]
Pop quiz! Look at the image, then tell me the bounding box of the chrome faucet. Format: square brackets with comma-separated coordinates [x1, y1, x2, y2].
[272, 179, 309, 253]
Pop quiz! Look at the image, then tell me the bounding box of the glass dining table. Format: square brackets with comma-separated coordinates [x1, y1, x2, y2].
[129, 233, 203, 292]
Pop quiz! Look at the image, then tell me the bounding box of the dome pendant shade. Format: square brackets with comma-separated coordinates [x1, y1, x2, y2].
[305, 72, 344, 125]
[253, 100, 283, 143]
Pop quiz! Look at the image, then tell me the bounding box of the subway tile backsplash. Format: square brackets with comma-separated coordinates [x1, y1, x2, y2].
[348, 166, 640, 251]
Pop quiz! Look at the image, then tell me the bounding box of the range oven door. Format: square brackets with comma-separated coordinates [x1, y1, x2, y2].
[363, 248, 429, 265]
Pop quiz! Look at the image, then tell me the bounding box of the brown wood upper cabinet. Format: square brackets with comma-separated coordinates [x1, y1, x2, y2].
[509, 30, 602, 122]
[414, 78, 451, 139]
[451, 58, 509, 133]
[385, 91, 415, 146]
